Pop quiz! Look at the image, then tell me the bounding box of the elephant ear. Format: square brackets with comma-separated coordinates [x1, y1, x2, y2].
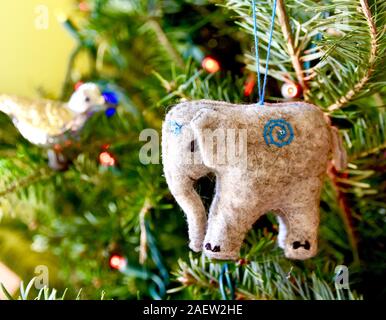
[190, 108, 222, 168]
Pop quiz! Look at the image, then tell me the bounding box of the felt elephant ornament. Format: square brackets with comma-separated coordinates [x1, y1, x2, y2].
[162, 100, 347, 260]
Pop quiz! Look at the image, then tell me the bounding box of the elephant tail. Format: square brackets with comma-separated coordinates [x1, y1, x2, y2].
[330, 125, 348, 171]
[323, 114, 347, 171]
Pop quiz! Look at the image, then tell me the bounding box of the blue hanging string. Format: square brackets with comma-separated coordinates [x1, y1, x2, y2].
[252, 0, 262, 103]
[252, 0, 278, 105]
[219, 263, 235, 300]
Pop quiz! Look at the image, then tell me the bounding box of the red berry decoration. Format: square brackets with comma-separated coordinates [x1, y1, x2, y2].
[99, 151, 116, 167]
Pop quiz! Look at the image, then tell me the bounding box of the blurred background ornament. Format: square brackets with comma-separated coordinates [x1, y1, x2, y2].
[99, 150, 116, 167]
[109, 254, 127, 270]
[78, 1, 90, 12]
[281, 82, 302, 99]
[102, 91, 119, 106]
[0, 83, 105, 146]
[98, 144, 121, 175]
[244, 73, 257, 97]
[0, 83, 107, 170]
[102, 90, 120, 118]
[202, 56, 221, 73]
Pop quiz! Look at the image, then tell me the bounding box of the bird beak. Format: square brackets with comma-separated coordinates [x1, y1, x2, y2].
[88, 96, 109, 113]
[99, 96, 107, 106]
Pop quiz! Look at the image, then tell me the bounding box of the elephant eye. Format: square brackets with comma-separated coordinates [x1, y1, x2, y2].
[190, 140, 197, 152]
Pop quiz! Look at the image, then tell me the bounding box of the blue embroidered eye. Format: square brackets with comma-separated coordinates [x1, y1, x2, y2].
[169, 120, 183, 135]
[263, 119, 294, 147]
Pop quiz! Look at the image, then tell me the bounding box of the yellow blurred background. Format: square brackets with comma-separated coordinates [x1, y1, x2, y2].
[0, 0, 75, 98]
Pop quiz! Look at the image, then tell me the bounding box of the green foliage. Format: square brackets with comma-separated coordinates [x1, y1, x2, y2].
[0, 0, 385, 300]
[154, 62, 247, 105]
[1, 278, 105, 300]
[170, 250, 362, 300]
[226, 0, 386, 109]
[0, 225, 58, 280]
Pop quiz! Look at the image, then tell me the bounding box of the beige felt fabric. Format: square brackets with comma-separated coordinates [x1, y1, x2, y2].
[162, 100, 346, 260]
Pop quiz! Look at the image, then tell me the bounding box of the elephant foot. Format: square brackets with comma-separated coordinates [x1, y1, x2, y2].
[284, 240, 317, 260]
[189, 241, 203, 253]
[203, 242, 239, 261]
[204, 242, 220, 252]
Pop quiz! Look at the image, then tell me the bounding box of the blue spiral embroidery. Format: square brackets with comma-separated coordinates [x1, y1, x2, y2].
[263, 119, 294, 147]
[169, 120, 183, 135]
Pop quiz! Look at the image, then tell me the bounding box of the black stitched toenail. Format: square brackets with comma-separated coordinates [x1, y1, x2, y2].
[212, 245, 220, 252]
[293, 241, 310, 250]
[205, 243, 212, 250]
[292, 241, 301, 249]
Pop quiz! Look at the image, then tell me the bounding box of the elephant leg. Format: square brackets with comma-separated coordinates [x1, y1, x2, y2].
[204, 212, 252, 260]
[203, 194, 257, 260]
[281, 177, 323, 260]
[281, 205, 319, 260]
[166, 173, 207, 252]
[277, 177, 322, 260]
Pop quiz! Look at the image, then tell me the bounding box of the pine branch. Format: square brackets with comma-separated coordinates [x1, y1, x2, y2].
[170, 252, 362, 300]
[328, 0, 379, 111]
[139, 198, 152, 265]
[0, 167, 54, 199]
[155, 61, 246, 105]
[60, 45, 83, 100]
[349, 141, 386, 161]
[147, 19, 185, 69]
[276, 0, 308, 93]
[342, 107, 386, 160]
[226, 0, 385, 108]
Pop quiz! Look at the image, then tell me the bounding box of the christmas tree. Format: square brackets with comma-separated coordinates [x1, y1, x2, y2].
[0, 0, 385, 300]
